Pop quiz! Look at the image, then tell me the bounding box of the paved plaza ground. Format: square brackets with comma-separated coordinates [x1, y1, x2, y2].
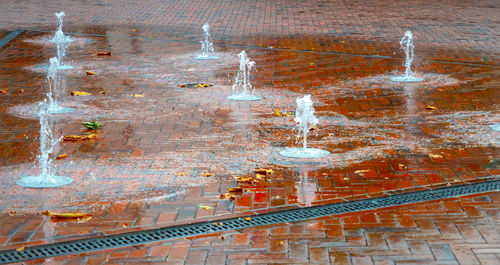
[0, 0, 499, 264]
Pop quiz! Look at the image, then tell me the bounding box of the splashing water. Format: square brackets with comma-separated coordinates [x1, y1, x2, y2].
[194, 23, 220, 60]
[17, 101, 73, 188]
[46, 57, 75, 114]
[391, 30, 423, 82]
[227, 51, 262, 101]
[279, 95, 330, 158]
[50, 12, 74, 70]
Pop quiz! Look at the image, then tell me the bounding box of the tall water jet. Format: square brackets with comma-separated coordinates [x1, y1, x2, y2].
[51, 11, 74, 70]
[279, 95, 330, 158]
[391, 30, 423, 82]
[47, 57, 75, 114]
[227, 51, 262, 101]
[17, 101, 73, 188]
[194, 23, 220, 60]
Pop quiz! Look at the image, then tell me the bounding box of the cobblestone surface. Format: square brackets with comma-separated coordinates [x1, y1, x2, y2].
[0, 0, 499, 264]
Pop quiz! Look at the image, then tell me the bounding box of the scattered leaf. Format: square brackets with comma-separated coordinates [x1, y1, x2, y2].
[310, 126, 318, 131]
[132, 93, 144, 97]
[83, 121, 102, 130]
[56, 154, 68, 160]
[428, 153, 443, 159]
[63, 134, 96, 142]
[9, 211, 16, 216]
[234, 176, 254, 183]
[227, 187, 243, 193]
[176, 172, 187, 176]
[99, 91, 106, 95]
[71, 91, 91, 96]
[85, 133, 97, 140]
[219, 236, 225, 240]
[0, 88, 8, 94]
[201, 172, 213, 177]
[219, 222, 223, 226]
[198, 205, 212, 211]
[16, 247, 24, 252]
[255, 173, 265, 180]
[272, 195, 281, 199]
[273, 108, 292, 117]
[132, 29, 136, 32]
[220, 193, 236, 200]
[18, 89, 24, 93]
[179, 84, 186, 88]
[211, 223, 218, 226]
[245, 217, 251, 221]
[122, 223, 128, 227]
[354, 170, 370, 176]
[42, 210, 90, 219]
[85, 71, 96, 76]
[397, 163, 407, 170]
[279, 241, 284, 245]
[94, 51, 111, 56]
[255, 168, 274, 175]
[425, 105, 437, 110]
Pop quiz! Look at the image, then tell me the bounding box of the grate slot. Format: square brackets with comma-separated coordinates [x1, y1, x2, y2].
[0, 179, 498, 264]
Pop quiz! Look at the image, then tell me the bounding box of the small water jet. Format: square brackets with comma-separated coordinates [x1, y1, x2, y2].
[194, 23, 220, 60]
[391, 30, 423, 82]
[227, 51, 262, 101]
[50, 11, 75, 70]
[46, 57, 75, 114]
[16, 101, 73, 188]
[280, 95, 330, 158]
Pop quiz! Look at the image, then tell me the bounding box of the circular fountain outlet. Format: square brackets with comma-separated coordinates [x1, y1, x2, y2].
[194, 55, 221, 60]
[279, 147, 330, 158]
[390, 76, 424, 82]
[227, 94, 263, 101]
[17, 175, 73, 188]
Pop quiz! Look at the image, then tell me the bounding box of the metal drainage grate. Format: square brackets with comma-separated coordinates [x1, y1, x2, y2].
[0, 179, 499, 264]
[0, 30, 23, 50]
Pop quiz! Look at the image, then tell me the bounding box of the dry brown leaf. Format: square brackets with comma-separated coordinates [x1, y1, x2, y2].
[63, 135, 83, 141]
[85, 71, 96, 76]
[179, 84, 186, 88]
[428, 153, 443, 159]
[397, 163, 407, 170]
[56, 154, 68, 160]
[310, 126, 318, 131]
[0, 88, 9, 94]
[176, 172, 187, 176]
[94, 51, 111, 56]
[84, 133, 97, 140]
[234, 176, 254, 183]
[201, 172, 213, 177]
[42, 210, 90, 219]
[9, 211, 16, 216]
[425, 105, 437, 110]
[227, 187, 243, 193]
[16, 247, 24, 252]
[99, 91, 106, 95]
[18, 89, 24, 93]
[122, 223, 128, 227]
[71, 91, 91, 96]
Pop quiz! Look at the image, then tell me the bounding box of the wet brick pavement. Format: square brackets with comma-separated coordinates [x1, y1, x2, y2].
[0, 0, 499, 264]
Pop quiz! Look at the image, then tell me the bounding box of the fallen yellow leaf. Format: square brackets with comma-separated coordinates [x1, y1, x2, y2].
[428, 153, 443, 159]
[42, 210, 90, 219]
[201, 172, 213, 177]
[16, 247, 24, 252]
[310, 126, 318, 131]
[71, 91, 91, 96]
[19, 89, 24, 93]
[56, 154, 68, 160]
[425, 105, 437, 110]
[85, 71, 96, 75]
[234, 176, 254, 183]
[255, 168, 274, 175]
[9, 211, 16, 216]
[198, 205, 212, 210]
[176, 172, 187, 176]
[132, 93, 144, 97]
[245, 217, 251, 221]
[94, 51, 111, 56]
[0, 88, 8, 94]
[220, 193, 236, 200]
[179, 84, 186, 88]
[63, 134, 96, 142]
[397, 163, 407, 170]
[227, 187, 243, 193]
[255, 173, 265, 180]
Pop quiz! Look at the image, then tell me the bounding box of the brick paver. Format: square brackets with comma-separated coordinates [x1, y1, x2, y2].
[0, 0, 499, 264]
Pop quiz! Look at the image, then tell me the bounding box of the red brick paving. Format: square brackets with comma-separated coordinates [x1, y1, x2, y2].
[0, 0, 499, 264]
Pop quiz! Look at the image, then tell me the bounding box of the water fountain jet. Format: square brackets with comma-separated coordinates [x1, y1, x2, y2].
[16, 101, 73, 188]
[390, 30, 423, 82]
[50, 11, 75, 70]
[280, 95, 330, 158]
[227, 51, 262, 101]
[194, 23, 220, 60]
[47, 57, 75, 114]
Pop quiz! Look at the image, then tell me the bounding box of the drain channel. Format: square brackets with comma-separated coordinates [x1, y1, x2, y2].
[0, 179, 499, 264]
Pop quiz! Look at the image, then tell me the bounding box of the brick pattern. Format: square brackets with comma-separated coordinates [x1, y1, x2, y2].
[22, 191, 500, 265]
[0, 0, 498, 256]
